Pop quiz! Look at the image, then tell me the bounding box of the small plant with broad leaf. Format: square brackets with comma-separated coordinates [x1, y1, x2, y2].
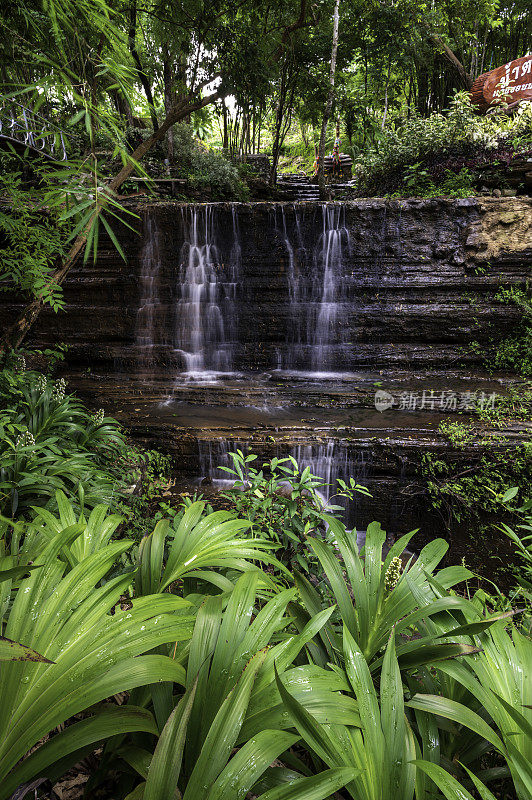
[0, 520, 196, 798]
[218, 450, 369, 574]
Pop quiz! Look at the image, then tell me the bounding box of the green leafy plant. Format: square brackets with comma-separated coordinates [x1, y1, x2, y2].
[0, 521, 196, 798]
[356, 91, 532, 196]
[218, 450, 369, 574]
[292, 516, 474, 665]
[0, 168, 66, 309]
[497, 488, 532, 600]
[277, 628, 416, 800]
[408, 622, 532, 800]
[112, 572, 356, 800]
[172, 123, 249, 200]
[421, 444, 532, 532]
[135, 499, 285, 596]
[0, 369, 136, 517]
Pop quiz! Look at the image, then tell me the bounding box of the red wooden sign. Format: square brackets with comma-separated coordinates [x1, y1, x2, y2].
[470, 55, 532, 112]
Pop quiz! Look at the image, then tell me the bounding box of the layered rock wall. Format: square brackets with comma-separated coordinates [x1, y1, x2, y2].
[1, 198, 529, 376]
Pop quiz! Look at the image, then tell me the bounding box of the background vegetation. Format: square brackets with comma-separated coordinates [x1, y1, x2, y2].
[0, 1, 531, 797]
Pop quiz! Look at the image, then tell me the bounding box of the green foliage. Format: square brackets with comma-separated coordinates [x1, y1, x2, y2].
[437, 420, 477, 448]
[218, 450, 369, 573]
[0, 168, 65, 309]
[409, 623, 532, 800]
[390, 165, 475, 198]
[475, 384, 532, 427]
[135, 500, 283, 596]
[0, 458, 531, 800]
[172, 123, 249, 200]
[113, 572, 355, 800]
[0, 520, 195, 799]
[291, 518, 474, 665]
[277, 628, 415, 800]
[421, 444, 532, 525]
[356, 93, 532, 195]
[0, 368, 132, 517]
[492, 333, 532, 376]
[492, 286, 532, 376]
[498, 489, 532, 602]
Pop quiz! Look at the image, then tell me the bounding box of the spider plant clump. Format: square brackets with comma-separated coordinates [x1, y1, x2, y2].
[0, 369, 137, 517]
[0, 413, 530, 800]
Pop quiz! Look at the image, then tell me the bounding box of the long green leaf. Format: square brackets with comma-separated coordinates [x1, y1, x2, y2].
[207, 730, 298, 800]
[5, 706, 157, 794]
[406, 695, 505, 752]
[144, 679, 198, 800]
[413, 761, 496, 800]
[258, 768, 359, 800]
[0, 637, 53, 663]
[182, 649, 267, 800]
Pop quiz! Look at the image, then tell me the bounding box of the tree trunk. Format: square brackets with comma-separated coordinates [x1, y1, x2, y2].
[269, 75, 287, 185]
[381, 56, 392, 128]
[129, 0, 159, 131]
[317, 0, 340, 199]
[163, 51, 175, 162]
[421, 21, 474, 89]
[0, 88, 222, 356]
[222, 99, 229, 150]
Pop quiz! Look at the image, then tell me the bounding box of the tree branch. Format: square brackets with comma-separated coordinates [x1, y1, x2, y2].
[420, 21, 474, 89]
[0, 87, 223, 355]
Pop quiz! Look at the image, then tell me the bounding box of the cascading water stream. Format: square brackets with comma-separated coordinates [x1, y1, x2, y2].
[197, 436, 372, 530]
[138, 203, 369, 532]
[290, 441, 371, 527]
[279, 203, 351, 374]
[174, 205, 240, 381]
[312, 205, 350, 371]
[135, 214, 163, 367]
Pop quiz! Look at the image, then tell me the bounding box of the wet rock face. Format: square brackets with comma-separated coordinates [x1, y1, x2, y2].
[464, 198, 532, 261]
[5, 197, 527, 375]
[1, 198, 527, 550]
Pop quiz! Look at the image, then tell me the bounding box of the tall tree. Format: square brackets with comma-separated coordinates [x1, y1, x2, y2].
[317, 0, 340, 198]
[0, 0, 319, 355]
[128, 0, 159, 130]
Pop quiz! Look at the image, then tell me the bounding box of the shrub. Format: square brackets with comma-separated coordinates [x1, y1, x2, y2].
[0, 368, 131, 517]
[172, 123, 249, 200]
[392, 164, 476, 198]
[217, 450, 369, 574]
[355, 92, 532, 195]
[0, 167, 66, 309]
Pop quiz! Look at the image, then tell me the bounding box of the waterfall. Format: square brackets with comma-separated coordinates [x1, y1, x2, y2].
[136, 214, 163, 367]
[312, 205, 350, 371]
[290, 441, 371, 526]
[280, 204, 351, 374]
[174, 206, 240, 380]
[196, 435, 371, 529]
[198, 438, 245, 487]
